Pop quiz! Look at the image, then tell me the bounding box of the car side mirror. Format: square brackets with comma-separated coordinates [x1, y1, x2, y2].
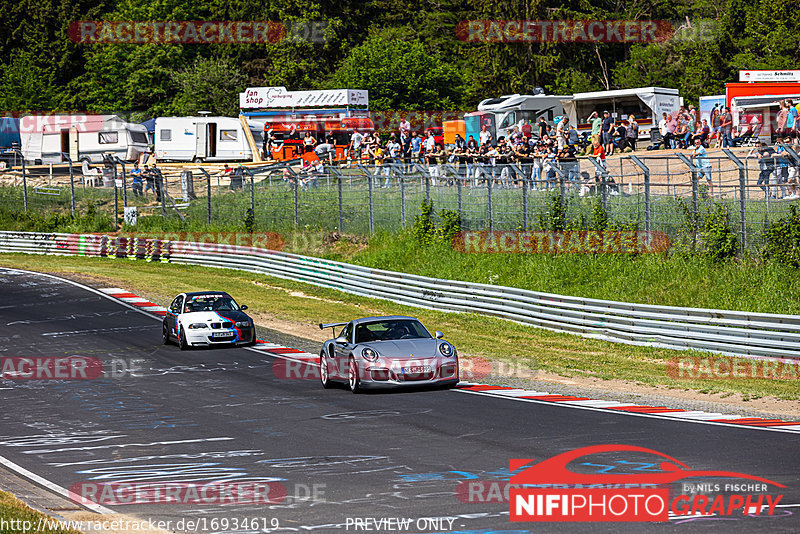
[240, 305, 248, 310]
[335, 336, 348, 344]
[434, 331, 444, 339]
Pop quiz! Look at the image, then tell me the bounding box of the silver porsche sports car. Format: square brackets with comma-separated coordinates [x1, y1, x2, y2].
[318, 316, 459, 392]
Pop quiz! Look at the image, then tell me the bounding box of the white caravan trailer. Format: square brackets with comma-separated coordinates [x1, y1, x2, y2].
[154, 116, 259, 162]
[561, 87, 681, 139]
[477, 93, 569, 139]
[20, 114, 149, 164]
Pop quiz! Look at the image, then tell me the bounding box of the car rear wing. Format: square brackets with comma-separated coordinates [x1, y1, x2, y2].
[319, 322, 347, 330]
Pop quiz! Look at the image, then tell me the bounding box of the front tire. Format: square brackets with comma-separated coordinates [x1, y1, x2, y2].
[162, 322, 171, 345]
[348, 356, 361, 394]
[320, 351, 333, 389]
[179, 326, 189, 351]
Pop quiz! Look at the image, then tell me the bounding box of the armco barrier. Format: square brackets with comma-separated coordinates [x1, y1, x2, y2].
[1, 230, 799, 361]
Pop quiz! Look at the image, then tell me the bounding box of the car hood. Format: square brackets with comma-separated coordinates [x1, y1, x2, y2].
[181, 311, 251, 323]
[362, 338, 445, 359]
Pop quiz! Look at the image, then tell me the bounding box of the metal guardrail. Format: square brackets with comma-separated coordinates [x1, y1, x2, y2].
[1, 230, 798, 361]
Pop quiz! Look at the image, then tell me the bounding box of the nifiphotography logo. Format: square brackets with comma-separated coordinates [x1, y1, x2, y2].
[508, 444, 785, 522]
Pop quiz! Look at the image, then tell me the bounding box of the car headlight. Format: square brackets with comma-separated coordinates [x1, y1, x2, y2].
[188, 323, 207, 329]
[439, 342, 454, 357]
[235, 321, 251, 328]
[361, 347, 379, 361]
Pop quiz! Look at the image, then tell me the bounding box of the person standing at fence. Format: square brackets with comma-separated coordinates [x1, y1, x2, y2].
[589, 111, 602, 138]
[465, 135, 478, 184]
[411, 131, 422, 166]
[230, 164, 244, 190]
[781, 138, 800, 199]
[590, 136, 607, 190]
[400, 128, 411, 171]
[479, 124, 492, 146]
[787, 100, 798, 142]
[557, 142, 579, 190]
[555, 116, 567, 150]
[626, 115, 639, 151]
[775, 143, 792, 199]
[302, 132, 317, 153]
[691, 138, 713, 195]
[130, 162, 143, 197]
[601, 111, 614, 155]
[384, 137, 401, 187]
[537, 117, 548, 140]
[710, 107, 722, 148]
[426, 143, 442, 185]
[143, 165, 155, 199]
[721, 107, 733, 148]
[756, 143, 776, 198]
[348, 130, 363, 165]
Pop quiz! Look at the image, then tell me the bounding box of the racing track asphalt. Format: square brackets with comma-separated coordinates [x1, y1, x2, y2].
[0, 267, 798, 533]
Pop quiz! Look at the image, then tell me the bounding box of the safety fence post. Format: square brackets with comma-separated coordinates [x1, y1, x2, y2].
[629, 155, 651, 233]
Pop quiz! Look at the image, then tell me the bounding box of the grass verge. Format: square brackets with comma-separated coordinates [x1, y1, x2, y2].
[0, 252, 797, 403]
[0, 491, 81, 534]
[281, 230, 800, 315]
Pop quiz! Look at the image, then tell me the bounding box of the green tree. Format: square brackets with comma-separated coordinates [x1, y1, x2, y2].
[328, 27, 463, 110]
[171, 57, 248, 116]
[0, 52, 58, 111]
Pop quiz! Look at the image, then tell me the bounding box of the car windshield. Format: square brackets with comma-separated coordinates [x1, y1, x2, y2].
[355, 319, 431, 343]
[184, 295, 239, 313]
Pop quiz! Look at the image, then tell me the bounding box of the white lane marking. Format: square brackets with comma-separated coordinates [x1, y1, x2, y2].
[555, 400, 632, 408]
[23, 437, 235, 455]
[98, 288, 128, 294]
[41, 325, 151, 337]
[487, 389, 556, 397]
[0, 454, 114, 514]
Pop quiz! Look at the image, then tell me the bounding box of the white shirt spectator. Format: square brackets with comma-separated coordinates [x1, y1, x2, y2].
[425, 134, 435, 152]
[479, 130, 491, 146]
[659, 117, 668, 136]
[386, 140, 401, 158]
[350, 131, 363, 149]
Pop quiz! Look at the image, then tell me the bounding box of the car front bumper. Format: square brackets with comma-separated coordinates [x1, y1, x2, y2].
[356, 360, 459, 389]
[184, 327, 255, 347]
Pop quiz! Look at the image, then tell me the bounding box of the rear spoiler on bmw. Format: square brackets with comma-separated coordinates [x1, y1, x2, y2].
[319, 322, 347, 331]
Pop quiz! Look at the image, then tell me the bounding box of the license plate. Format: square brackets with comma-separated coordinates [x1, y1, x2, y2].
[212, 332, 234, 338]
[402, 366, 431, 374]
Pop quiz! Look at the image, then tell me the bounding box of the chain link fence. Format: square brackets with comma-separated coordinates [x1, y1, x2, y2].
[2, 146, 800, 252]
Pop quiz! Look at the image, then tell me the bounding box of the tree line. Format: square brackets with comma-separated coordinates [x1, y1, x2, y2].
[0, 0, 797, 119]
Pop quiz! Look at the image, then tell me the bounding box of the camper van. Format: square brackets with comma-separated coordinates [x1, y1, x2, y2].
[477, 93, 568, 140]
[20, 114, 149, 164]
[155, 116, 261, 162]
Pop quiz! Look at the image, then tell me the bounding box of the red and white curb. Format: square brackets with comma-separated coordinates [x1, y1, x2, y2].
[250, 340, 319, 361]
[455, 384, 800, 433]
[100, 288, 168, 316]
[99, 287, 800, 434]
